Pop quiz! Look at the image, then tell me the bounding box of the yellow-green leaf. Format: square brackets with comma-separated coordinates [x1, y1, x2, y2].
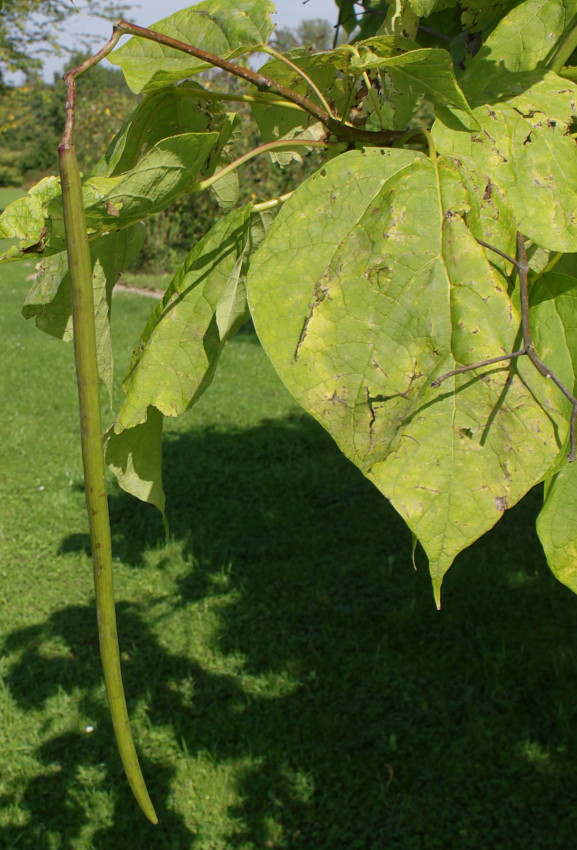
[433, 72, 577, 251]
[110, 0, 275, 93]
[247, 148, 567, 601]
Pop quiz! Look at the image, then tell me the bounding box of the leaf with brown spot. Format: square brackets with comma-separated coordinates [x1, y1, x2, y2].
[248, 147, 567, 604]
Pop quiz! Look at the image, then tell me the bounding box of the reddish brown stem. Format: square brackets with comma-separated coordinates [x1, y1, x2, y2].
[112, 19, 404, 147]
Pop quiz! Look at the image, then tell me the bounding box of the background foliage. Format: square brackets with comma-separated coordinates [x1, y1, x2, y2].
[0, 56, 136, 186]
[0, 18, 331, 271]
[0, 0, 128, 79]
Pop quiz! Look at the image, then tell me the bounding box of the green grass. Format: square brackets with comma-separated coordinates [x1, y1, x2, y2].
[3, 261, 577, 848]
[0, 186, 27, 211]
[120, 270, 173, 291]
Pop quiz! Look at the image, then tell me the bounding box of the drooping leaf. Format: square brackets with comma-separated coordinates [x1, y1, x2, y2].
[110, 0, 276, 94]
[93, 82, 236, 178]
[95, 84, 242, 211]
[105, 405, 166, 515]
[115, 203, 256, 431]
[106, 204, 270, 508]
[23, 250, 69, 335]
[83, 133, 219, 233]
[529, 272, 577, 592]
[22, 226, 146, 401]
[247, 148, 567, 603]
[2, 132, 218, 261]
[432, 71, 577, 251]
[0, 176, 61, 262]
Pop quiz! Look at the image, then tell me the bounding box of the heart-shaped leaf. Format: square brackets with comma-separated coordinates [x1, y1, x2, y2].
[247, 148, 567, 602]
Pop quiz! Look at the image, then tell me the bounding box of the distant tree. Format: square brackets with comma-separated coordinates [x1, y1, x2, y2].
[273, 18, 336, 52]
[0, 78, 64, 184]
[0, 0, 128, 80]
[0, 52, 135, 185]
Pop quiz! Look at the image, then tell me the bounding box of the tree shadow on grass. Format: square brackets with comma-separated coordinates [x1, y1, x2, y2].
[6, 413, 577, 848]
[1, 602, 191, 848]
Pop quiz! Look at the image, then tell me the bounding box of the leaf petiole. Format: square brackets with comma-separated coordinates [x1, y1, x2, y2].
[259, 44, 336, 118]
[194, 138, 346, 193]
[252, 191, 294, 212]
[112, 19, 404, 147]
[185, 86, 307, 112]
[548, 14, 577, 73]
[362, 69, 387, 130]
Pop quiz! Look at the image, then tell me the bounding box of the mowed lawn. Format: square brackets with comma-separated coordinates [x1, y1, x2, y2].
[0, 187, 27, 210]
[2, 259, 577, 849]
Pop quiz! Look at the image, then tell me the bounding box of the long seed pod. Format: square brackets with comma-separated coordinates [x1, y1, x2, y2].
[59, 39, 157, 825]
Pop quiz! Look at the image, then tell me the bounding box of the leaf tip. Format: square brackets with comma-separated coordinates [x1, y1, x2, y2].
[410, 532, 418, 570]
[162, 511, 170, 544]
[432, 578, 442, 611]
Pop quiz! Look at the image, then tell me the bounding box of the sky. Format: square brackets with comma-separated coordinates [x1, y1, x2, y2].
[39, 0, 341, 80]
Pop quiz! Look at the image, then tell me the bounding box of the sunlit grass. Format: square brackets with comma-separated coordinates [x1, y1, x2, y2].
[0, 186, 27, 210]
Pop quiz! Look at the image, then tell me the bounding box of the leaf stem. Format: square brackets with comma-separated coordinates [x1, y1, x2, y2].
[252, 191, 293, 212]
[258, 44, 336, 118]
[344, 44, 387, 131]
[422, 129, 437, 160]
[60, 58, 158, 825]
[396, 129, 421, 146]
[396, 127, 432, 154]
[183, 86, 306, 111]
[112, 19, 403, 147]
[362, 70, 387, 130]
[194, 138, 345, 192]
[549, 15, 577, 73]
[340, 73, 361, 126]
